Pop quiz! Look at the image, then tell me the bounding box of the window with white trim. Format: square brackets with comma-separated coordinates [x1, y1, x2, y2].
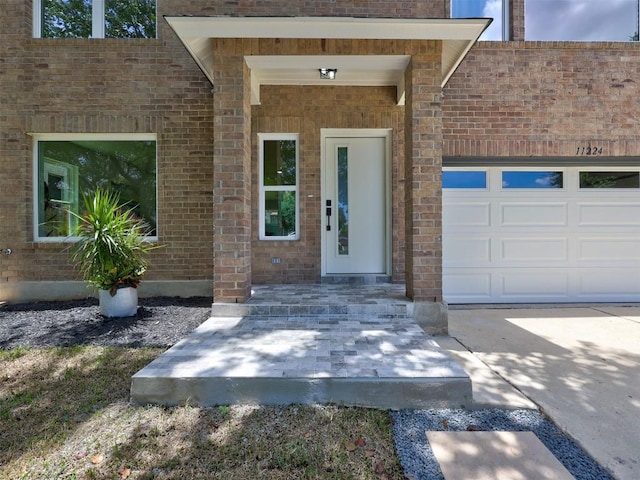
[34, 134, 157, 241]
[34, 0, 156, 38]
[258, 134, 299, 240]
[451, 0, 509, 41]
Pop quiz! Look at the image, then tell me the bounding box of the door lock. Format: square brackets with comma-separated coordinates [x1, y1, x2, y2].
[326, 200, 332, 231]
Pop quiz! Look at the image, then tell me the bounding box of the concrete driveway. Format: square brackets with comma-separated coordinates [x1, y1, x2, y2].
[442, 305, 640, 480]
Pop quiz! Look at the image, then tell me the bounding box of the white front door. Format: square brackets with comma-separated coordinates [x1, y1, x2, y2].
[324, 136, 387, 274]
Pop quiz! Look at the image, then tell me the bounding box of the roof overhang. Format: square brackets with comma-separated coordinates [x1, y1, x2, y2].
[165, 16, 491, 105]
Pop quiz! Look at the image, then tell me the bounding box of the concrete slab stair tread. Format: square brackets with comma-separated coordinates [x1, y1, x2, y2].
[131, 315, 472, 409]
[426, 431, 574, 480]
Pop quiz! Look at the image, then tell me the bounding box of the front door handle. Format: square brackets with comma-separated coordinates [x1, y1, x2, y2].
[326, 200, 332, 231]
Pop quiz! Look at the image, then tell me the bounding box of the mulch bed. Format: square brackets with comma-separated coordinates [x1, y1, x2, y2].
[0, 297, 212, 349]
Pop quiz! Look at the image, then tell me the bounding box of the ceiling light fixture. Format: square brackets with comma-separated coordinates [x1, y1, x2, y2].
[319, 68, 338, 80]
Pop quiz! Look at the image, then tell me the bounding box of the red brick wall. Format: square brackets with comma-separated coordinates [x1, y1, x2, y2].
[0, 1, 447, 298]
[404, 45, 444, 302]
[9, 0, 640, 299]
[0, 1, 216, 289]
[212, 45, 253, 302]
[443, 42, 640, 158]
[175, 0, 448, 18]
[511, 0, 525, 41]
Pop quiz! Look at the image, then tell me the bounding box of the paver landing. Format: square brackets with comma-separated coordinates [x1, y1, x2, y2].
[131, 288, 471, 408]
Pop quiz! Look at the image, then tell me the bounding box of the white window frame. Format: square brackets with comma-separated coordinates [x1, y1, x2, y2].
[34, 0, 103, 38]
[31, 133, 158, 242]
[33, 0, 154, 38]
[258, 133, 300, 241]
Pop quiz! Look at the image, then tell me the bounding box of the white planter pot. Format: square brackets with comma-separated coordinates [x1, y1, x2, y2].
[99, 287, 138, 318]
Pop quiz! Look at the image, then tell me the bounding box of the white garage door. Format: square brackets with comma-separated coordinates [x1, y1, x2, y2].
[443, 166, 640, 303]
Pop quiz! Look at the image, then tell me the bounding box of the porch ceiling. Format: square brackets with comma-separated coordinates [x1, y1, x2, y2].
[165, 16, 491, 105]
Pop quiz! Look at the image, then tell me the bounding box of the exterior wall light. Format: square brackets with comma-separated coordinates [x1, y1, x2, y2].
[319, 68, 337, 80]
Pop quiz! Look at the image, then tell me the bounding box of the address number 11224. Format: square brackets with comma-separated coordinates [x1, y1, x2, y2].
[576, 146, 603, 155]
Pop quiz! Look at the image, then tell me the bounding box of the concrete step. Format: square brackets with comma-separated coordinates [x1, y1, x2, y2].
[131, 314, 471, 409]
[210, 301, 412, 318]
[427, 431, 574, 480]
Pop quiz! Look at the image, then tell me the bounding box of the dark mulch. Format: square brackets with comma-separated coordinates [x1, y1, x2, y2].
[0, 297, 212, 349]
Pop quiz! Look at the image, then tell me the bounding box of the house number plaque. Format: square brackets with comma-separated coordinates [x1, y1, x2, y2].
[576, 145, 603, 156]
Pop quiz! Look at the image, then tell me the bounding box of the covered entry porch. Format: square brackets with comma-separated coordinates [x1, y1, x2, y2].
[165, 16, 490, 334]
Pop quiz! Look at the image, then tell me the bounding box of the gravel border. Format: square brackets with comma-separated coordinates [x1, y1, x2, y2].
[392, 408, 614, 480]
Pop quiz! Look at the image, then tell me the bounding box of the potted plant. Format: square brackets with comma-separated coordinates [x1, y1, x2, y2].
[70, 188, 158, 317]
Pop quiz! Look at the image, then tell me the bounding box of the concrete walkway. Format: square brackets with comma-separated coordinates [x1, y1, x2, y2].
[442, 305, 640, 480]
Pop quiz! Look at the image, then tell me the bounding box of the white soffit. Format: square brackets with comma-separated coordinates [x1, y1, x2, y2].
[245, 55, 410, 104]
[165, 16, 491, 105]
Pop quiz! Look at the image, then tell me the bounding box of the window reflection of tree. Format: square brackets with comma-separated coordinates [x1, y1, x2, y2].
[580, 172, 640, 189]
[39, 141, 157, 236]
[337, 148, 349, 255]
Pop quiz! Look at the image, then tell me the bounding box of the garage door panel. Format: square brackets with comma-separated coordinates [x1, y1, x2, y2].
[444, 202, 491, 227]
[578, 237, 640, 263]
[577, 203, 640, 226]
[500, 237, 568, 263]
[500, 271, 569, 298]
[443, 166, 640, 303]
[443, 272, 492, 299]
[578, 269, 640, 296]
[443, 236, 491, 266]
[500, 202, 568, 227]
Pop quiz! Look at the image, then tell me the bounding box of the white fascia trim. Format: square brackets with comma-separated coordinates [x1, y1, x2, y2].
[165, 16, 490, 40]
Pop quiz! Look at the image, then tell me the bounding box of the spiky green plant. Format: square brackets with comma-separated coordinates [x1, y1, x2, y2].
[70, 188, 158, 295]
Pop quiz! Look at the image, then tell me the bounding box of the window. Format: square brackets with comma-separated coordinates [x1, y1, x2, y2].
[526, 0, 638, 41]
[502, 171, 564, 189]
[34, 134, 157, 241]
[443, 170, 487, 189]
[258, 134, 299, 240]
[580, 171, 640, 189]
[34, 0, 156, 38]
[451, 0, 508, 41]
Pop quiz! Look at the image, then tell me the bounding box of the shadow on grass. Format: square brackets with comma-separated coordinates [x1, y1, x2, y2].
[0, 347, 404, 479]
[0, 347, 161, 476]
[100, 403, 403, 480]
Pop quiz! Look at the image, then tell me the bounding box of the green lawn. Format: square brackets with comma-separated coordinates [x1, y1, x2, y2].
[0, 347, 403, 479]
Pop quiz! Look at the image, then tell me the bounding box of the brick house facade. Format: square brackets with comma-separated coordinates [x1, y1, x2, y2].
[1, 1, 638, 319]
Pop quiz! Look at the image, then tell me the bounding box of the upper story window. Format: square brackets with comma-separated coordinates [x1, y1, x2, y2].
[34, 0, 156, 39]
[34, 134, 157, 241]
[526, 0, 638, 41]
[451, 0, 509, 41]
[258, 134, 299, 241]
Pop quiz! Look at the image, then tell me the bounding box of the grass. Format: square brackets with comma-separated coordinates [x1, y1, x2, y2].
[0, 347, 404, 479]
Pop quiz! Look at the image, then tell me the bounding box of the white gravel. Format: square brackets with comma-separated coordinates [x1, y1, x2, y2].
[391, 408, 614, 480]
